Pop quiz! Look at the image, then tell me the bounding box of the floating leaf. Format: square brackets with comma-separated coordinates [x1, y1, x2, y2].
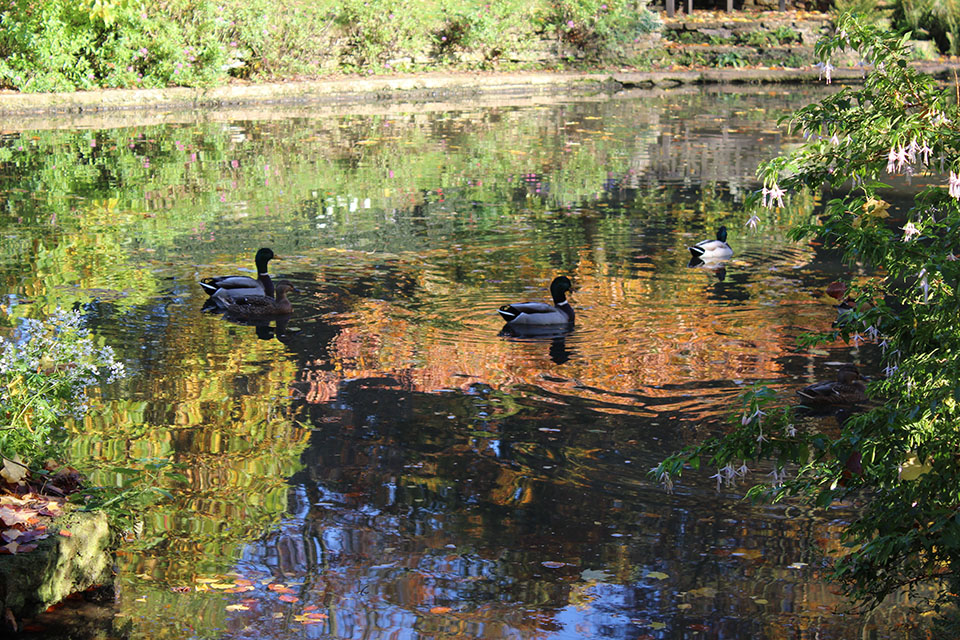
[645, 571, 669, 580]
[429, 606, 452, 614]
[278, 594, 299, 603]
[225, 604, 249, 611]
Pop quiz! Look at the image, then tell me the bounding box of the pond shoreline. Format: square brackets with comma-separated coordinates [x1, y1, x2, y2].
[3, 64, 954, 117]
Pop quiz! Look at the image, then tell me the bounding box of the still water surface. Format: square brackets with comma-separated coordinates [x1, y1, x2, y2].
[0, 86, 919, 638]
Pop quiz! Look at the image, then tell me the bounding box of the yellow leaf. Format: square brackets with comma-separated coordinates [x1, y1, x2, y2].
[900, 452, 932, 481]
[645, 571, 669, 580]
[225, 604, 249, 611]
[210, 582, 238, 590]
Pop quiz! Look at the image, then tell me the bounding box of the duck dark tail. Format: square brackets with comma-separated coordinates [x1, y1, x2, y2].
[498, 305, 518, 322]
[199, 279, 219, 295]
[688, 245, 705, 258]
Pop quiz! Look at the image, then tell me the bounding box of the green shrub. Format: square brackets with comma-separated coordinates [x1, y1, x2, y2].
[547, 0, 661, 60]
[0, 309, 124, 469]
[714, 50, 748, 67]
[0, 0, 233, 92]
[895, 0, 960, 55]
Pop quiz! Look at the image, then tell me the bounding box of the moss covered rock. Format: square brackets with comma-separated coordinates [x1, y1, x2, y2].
[0, 510, 112, 621]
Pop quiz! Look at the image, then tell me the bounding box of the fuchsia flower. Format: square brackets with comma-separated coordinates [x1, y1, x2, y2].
[949, 171, 960, 199]
[901, 221, 920, 241]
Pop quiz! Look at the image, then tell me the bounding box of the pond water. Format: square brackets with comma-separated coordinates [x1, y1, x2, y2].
[0, 86, 922, 638]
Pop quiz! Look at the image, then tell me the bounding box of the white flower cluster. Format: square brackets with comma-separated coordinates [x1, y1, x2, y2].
[710, 461, 751, 491]
[0, 309, 126, 421]
[886, 139, 933, 177]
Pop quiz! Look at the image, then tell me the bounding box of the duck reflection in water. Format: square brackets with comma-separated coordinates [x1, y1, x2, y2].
[498, 324, 574, 365]
[687, 256, 727, 282]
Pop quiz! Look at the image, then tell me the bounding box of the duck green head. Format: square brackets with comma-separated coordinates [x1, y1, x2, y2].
[716, 226, 728, 242]
[255, 248, 276, 270]
[550, 276, 573, 303]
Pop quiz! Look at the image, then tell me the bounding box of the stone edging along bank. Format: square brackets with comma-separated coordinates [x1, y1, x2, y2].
[3, 64, 958, 116]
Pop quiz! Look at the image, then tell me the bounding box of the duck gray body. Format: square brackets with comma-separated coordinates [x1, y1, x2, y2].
[498, 276, 574, 326]
[214, 281, 297, 317]
[689, 226, 733, 261]
[200, 247, 277, 300]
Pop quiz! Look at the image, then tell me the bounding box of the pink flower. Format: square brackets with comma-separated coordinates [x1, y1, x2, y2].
[567, 20, 575, 28]
[901, 221, 920, 241]
[949, 171, 960, 199]
[765, 183, 785, 208]
[886, 147, 898, 174]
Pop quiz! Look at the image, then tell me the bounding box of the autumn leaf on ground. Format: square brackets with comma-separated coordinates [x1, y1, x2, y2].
[0, 506, 38, 527]
[1, 455, 28, 484]
[2, 541, 38, 554]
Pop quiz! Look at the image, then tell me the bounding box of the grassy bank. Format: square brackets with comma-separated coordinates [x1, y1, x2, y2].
[0, 0, 661, 93]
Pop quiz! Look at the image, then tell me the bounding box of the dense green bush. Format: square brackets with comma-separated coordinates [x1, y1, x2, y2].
[0, 0, 661, 91]
[895, 0, 960, 54]
[0, 0, 235, 91]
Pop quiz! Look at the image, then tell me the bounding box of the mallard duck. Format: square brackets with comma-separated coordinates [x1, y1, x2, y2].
[200, 248, 277, 300]
[797, 364, 867, 407]
[689, 226, 733, 261]
[213, 282, 297, 317]
[498, 276, 574, 326]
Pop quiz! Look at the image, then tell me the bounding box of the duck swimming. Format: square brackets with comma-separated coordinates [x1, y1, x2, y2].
[200, 247, 277, 300]
[688, 226, 733, 261]
[797, 364, 867, 408]
[213, 281, 297, 317]
[498, 276, 574, 326]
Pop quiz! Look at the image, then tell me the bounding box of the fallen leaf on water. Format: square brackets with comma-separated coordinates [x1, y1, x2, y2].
[225, 604, 249, 611]
[677, 603, 692, 610]
[687, 586, 718, 598]
[294, 613, 325, 624]
[210, 582, 238, 590]
[753, 598, 769, 605]
[224, 586, 254, 593]
[429, 606, 452, 614]
[645, 571, 669, 580]
[278, 594, 299, 603]
[268, 584, 296, 594]
[59, 530, 72, 537]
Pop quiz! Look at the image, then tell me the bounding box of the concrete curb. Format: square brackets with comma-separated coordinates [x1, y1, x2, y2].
[1, 64, 957, 116]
